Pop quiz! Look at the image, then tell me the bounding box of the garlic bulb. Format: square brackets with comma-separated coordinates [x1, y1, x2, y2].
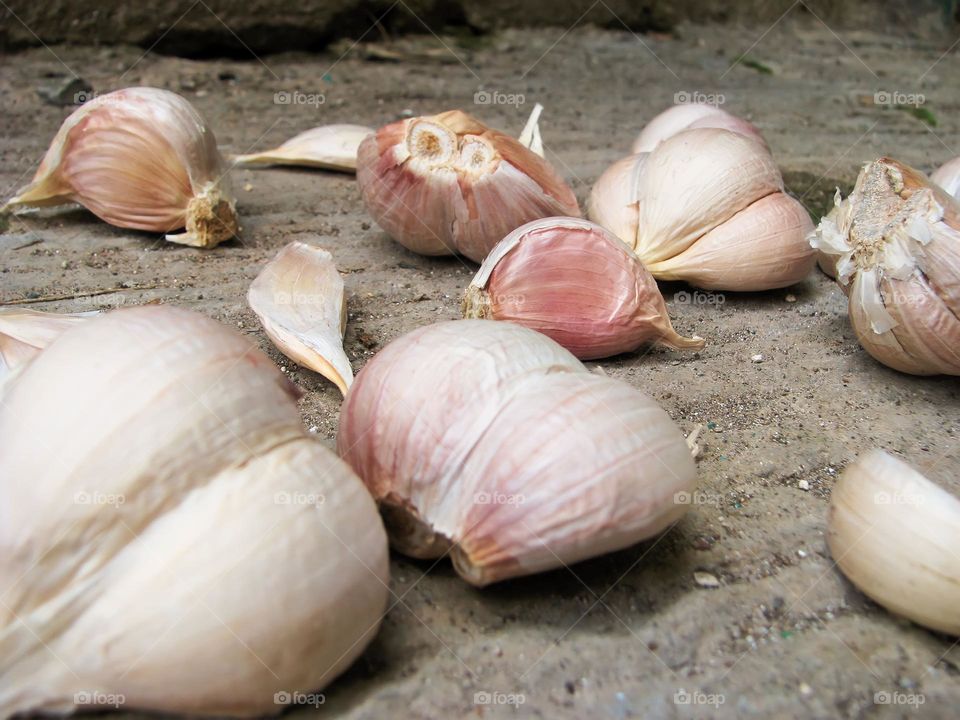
[0, 305, 388, 716]
[931, 155, 960, 199]
[0, 308, 95, 382]
[248, 241, 353, 394]
[631, 103, 766, 154]
[337, 319, 697, 587]
[809, 158, 960, 375]
[828, 449, 960, 636]
[356, 109, 580, 262]
[462, 216, 703, 359]
[589, 128, 815, 290]
[232, 124, 373, 171]
[1, 88, 238, 248]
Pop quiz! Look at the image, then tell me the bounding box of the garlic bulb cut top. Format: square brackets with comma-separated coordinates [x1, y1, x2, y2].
[248, 241, 353, 394]
[631, 103, 767, 154]
[1, 88, 238, 248]
[0, 308, 96, 382]
[809, 158, 960, 375]
[0, 306, 389, 717]
[232, 124, 373, 171]
[357, 109, 580, 262]
[590, 128, 815, 290]
[337, 320, 697, 586]
[931, 156, 960, 200]
[828, 450, 960, 636]
[462, 216, 704, 359]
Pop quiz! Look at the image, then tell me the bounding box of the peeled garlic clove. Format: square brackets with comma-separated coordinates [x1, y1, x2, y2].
[931, 155, 960, 199]
[357, 109, 580, 262]
[337, 319, 697, 586]
[0, 308, 96, 381]
[462, 216, 703, 359]
[828, 449, 960, 636]
[646, 192, 815, 291]
[231, 124, 373, 171]
[631, 103, 767, 154]
[1, 87, 237, 248]
[247, 241, 353, 394]
[0, 305, 388, 716]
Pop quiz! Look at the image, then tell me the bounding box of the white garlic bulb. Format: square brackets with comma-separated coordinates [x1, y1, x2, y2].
[631, 103, 767, 154]
[356, 110, 580, 262]
[589, 128, 815, 291]
[0, 306, 389, 716]
[809, 158, 960, 375]
[337, 320, 697, 587]
[1, 88, 238, 248]
[232, 124, 373, 171]
[828, 449, 960, 636]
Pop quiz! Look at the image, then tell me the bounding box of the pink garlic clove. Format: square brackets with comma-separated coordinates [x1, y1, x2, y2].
[631, 103, 767, 154]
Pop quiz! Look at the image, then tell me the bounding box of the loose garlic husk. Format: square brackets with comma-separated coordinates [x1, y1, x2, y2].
[809, 158, 960, 375]
[1, 87, 238, 248]
[931, 156, 960, 199]
[0, 308, 95, 383]
[590, 128, 815, 290]
[828, 449, 960, 636]
[248, 241, 353, 394]
[631, 103, 767, 154]
[337, 319, 697, 587]
[232, 124, 373, 171]
[0, 305, 389, 716]
[462, 216, 703, 359]
[356, 109, 580, 262]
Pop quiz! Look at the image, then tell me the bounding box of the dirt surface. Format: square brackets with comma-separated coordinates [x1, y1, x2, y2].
[2, 17, 960, 720]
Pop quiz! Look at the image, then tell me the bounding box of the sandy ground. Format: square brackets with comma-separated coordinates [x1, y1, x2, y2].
[2, 17, 960, 720]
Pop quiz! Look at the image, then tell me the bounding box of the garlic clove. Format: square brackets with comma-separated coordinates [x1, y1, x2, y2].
[587, 152, 647, 251]
[0, 308, 96, 382]
[882, 274, 960, 375]
[645, 192, 815, 291]
[827, 449, 960, 636]
[631, 103, 767, 154]
[1, 87, 237, 248]
[462, 216, 703, 359]
[231, 124, 373, 171]
[337, 319, 697, 586]
[931, 155, 960, 199]
[247, 241, 353, 394]
[357, 109, 580, 262]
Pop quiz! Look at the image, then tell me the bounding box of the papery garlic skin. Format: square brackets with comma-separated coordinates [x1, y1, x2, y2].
[248, 241, 353, 394]
[463, 216, 703, 359]
[631, 104, 767, 154]
[357, 110, 580, 262]
[0, 306, 388, 716]
[337, 320, 696, 587]
[1, 88, 238, 248]
[232, 124, 373, 171]
[828, 449, 960, 636]
[809, 158, 960, 375]
[931, 156, 960, 199]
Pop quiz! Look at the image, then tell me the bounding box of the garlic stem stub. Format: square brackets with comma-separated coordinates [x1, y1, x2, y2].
[631, 103, 767, 154]
[0, 306, 389, 716]
[232, 124, 373, 172]
[1, 87, 238, 248]
[589, 128, 815, 291]
[827, 449, 960, 636]
[356, 109, 580, 262]
[247, 241, 353, 394]
[337, 319, 697, 587]
[809, 158, 960, 375]
[463, 216, 704, 359]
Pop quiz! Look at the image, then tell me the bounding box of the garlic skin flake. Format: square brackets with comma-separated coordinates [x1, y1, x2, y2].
[463, 216, 704, 359]
[0, 308, 95, 382]
[357, 110, 580, 262]
[828, 449, 960, 636]
[248, 241, 353, 394]
[809, 158, 960, 375]
[337, 320, 697, 587]
[631, 103, 767, 154]
[232, 124, 373, 171]
[1, 87, 238, 248]
[590, 128, 815, 291]
[0, 306, 389, 716]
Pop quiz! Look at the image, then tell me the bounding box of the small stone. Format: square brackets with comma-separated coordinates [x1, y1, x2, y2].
[243, 182, 253, 192]
[308, 425, 319, 434]
[36, 75, 93, 106]
[797, 549, 807, 558]
[785, 294, 797, 303]
[400, 108, 415, 117]
[751, 354, 764, 363]
[694, 571, 720, 589]
[799, 682, 812, 697]
[236, 320, 244, 328]
[798, 479, 810, 491]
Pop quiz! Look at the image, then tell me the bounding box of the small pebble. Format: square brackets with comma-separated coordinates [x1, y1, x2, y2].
[786, 294, 797, 303]
[694, 571, 720, 589]
[798, 479, 810, 491]
[799, 682, 813, 697]
[308, 425, 319, 434]
[243, 182, 253, 192]
[751, 354, 764, 363]
[797, 549, 807, 558]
